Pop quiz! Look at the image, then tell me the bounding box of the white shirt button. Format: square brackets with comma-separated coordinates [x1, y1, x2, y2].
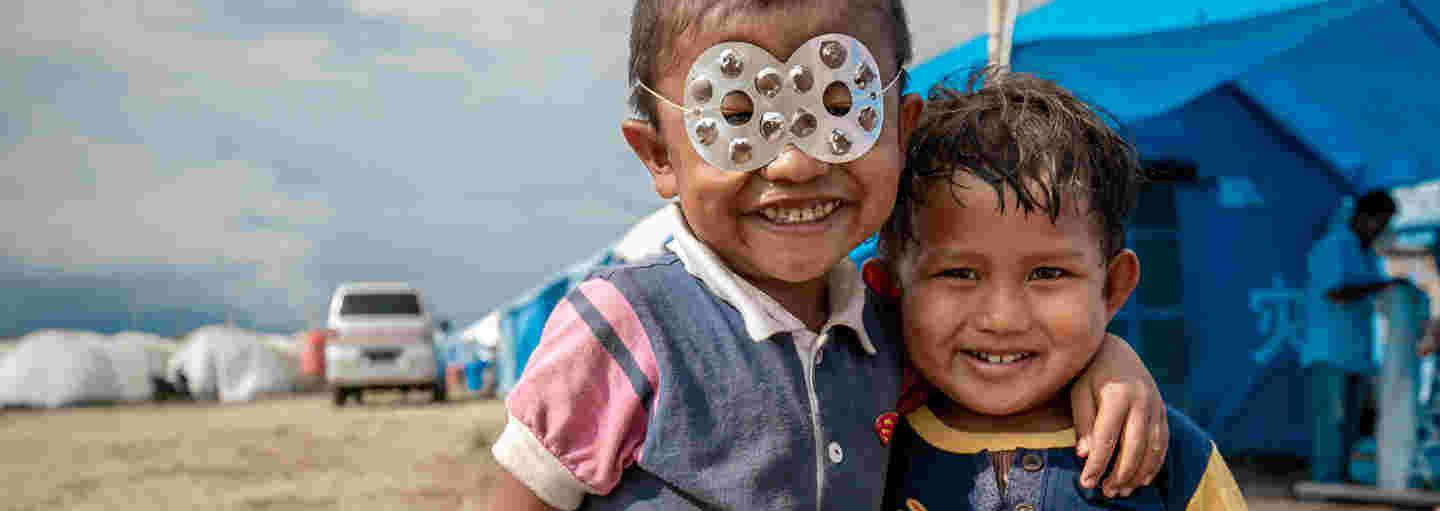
[828, 441, 843, 464]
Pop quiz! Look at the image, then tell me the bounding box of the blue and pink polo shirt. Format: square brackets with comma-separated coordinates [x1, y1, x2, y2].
[493, 207, 905, 510]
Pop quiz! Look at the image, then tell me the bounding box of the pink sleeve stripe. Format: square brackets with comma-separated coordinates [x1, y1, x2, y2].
[504, 280, 659, 495]
[574, 280, 660, 406]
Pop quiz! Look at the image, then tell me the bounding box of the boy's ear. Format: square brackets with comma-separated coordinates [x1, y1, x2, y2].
[897, 93, 924, 147]
[1102, 249, 1141, 321]
[621, 119, 677, 199]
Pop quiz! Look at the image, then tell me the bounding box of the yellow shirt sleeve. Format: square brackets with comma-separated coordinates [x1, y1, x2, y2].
[1186, 441, 1249, 511]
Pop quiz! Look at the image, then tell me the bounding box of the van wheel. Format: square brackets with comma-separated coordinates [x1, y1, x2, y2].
[352, 389, 364, 405]
[333, 388, 347, 407]
[432, 383, 447, 403]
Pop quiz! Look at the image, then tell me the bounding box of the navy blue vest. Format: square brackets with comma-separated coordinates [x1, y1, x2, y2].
[578, 253, 904, 511]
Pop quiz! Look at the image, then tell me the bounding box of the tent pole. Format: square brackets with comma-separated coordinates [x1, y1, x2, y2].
[988, 0, 1019, 72]
[1400, 0, 1440, 51]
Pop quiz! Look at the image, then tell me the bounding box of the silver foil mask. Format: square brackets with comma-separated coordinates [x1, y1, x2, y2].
[656, 34, 897, 172]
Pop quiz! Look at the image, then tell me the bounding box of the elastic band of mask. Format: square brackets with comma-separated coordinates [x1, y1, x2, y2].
[633, 80, 692, 114]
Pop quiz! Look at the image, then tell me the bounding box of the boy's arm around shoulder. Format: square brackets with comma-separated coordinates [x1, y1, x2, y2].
[1159, 408, 1248, 511]
[1070, 334, 1170, 497]
[488, 279, 660, 511]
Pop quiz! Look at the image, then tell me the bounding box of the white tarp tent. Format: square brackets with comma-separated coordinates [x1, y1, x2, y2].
[611, 205, 681, 263]
[110, 331, 179, 380]
[461, 311, 502, 352]
[455, 310, 502, 394]
[165, 325, 299, 403]
[0, 330, 154, 408]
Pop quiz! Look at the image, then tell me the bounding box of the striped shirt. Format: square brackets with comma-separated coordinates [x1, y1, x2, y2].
[493, 207, 903, 510]
[884, 406, 1247, 511]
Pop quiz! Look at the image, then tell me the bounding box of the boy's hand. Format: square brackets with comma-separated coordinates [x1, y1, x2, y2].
[1070, 333, 1169, 498]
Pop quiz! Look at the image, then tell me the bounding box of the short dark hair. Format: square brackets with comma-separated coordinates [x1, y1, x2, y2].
[627, 0, 913, 130]
[881, 67, 1143, 261]
[1355, 189, 1397, 217]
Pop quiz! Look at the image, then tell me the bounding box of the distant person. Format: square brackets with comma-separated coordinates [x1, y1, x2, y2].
[483, 1, 1174, 509]
[1304, 189, 1406, 482]
[873, 73, 1245, 510]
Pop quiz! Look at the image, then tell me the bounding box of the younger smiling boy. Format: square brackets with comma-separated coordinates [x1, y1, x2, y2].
[487, 2, 1171, 510]
[876, 73, 1246, 510]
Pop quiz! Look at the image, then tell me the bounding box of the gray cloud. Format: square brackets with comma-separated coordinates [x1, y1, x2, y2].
[2, 0, 1047, 336]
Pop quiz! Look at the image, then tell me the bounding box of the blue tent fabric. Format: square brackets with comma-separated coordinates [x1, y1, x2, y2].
[1152, 89, 1349, 454]
[849, 236, 879, 266]
[1232, 3, 1440, 191]
[909, 0, 1384, 121]
[909, 0, 1440, 456]
[909, 0, 1440, 192]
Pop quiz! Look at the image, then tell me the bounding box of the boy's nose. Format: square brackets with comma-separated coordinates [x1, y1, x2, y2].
[759, 146, 829, 183]
[974, 285, 1033, 335]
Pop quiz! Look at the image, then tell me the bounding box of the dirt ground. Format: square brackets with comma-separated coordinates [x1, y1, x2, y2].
[0, 388, 1404, 511]
[1, 389, 506, 511]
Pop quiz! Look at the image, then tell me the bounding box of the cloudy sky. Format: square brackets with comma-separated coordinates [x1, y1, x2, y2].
[1, 0, 1044, 338]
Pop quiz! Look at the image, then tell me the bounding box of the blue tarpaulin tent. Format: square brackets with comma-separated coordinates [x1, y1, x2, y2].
[909, 0, 1440, 457]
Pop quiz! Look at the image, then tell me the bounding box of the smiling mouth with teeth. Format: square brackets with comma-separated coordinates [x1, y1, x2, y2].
[760, 200, 842, 224]
[963, 350, 1035, 364]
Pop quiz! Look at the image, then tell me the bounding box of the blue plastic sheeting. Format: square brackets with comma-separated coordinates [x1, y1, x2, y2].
[436, 333, 482, 368]
[1147, 89, 1348, 454]
[464, 360, 489, 391]
[910, 0, 1440, 193]
[908, 0, 1440, 457]
[910, 1, 1383, 122]
[849, 236, 879, 267]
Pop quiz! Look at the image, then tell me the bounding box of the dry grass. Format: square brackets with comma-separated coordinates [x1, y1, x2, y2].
[0, 389, 1400, 511]
[1, 390, 506, 511]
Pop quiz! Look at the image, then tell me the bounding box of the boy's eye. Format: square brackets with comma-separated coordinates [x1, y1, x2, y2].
[1028, 267, 1068, 280]
[721, 91, 753, 125]
[823, 81, 853, 117]
[936, 268, 978, 280]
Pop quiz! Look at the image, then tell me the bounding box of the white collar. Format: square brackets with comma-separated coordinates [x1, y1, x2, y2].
[664, 203, 877, 355]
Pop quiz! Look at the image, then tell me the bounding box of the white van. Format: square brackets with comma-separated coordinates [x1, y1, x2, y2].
[325, 282, 444, 406]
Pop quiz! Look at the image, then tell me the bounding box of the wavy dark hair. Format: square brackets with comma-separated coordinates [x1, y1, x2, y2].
[881, 67, 1143, 261]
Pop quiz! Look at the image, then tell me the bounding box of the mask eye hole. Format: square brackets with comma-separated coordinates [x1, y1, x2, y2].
[721, 91, 754, 126]
[823, 81, 852, 117]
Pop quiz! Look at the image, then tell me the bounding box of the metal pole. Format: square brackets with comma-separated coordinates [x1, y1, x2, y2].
[1377, 282, 1425, 489]
[988, 0, 1020, 71]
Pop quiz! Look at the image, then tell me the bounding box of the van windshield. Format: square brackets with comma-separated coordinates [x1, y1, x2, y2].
[341, 293, 421, 315]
